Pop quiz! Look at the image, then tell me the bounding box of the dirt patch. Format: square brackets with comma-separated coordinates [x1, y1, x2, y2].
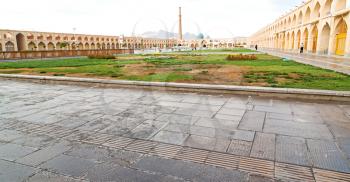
[123, 63, 170, 76]
[288, 73, 300, 79]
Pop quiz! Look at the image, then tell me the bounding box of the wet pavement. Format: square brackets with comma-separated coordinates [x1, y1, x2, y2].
[1, 79, 350, 181]
[262, 49, 350, 75]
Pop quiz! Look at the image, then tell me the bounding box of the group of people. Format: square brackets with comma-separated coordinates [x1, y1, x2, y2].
[254, 43, 305, 54]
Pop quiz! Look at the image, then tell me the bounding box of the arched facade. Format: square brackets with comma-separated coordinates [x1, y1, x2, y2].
[0, 29, 124, 52]
[0, 29, 248, 52]
[249, 0, 350, 57]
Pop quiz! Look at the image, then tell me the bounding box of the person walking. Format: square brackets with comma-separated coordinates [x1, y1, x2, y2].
[255, 44, 258, 51]
[300, 43, 304, 54]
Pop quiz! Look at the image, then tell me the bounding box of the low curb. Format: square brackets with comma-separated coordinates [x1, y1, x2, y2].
[0, 74, 349, 102]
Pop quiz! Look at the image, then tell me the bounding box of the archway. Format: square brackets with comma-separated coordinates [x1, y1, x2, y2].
[56, 42, 61, 50]
[282, 33, 286, 49]
[16, 33, 26, 51]
[304, 7, 311, 23]
[38, 42, 46, 51]
[286, 33, 290, 49]
[303, 28, 309, 51]
[5, 41, 15, 51]
[71, 43, 76, 50]
[322, 0, 333, 17]
[28, 42, 36, 51]
[334, 0, 347, 12]
[311, 26, 318, 53]
[291, 32, 295, 49]
[78, 43, 84, 50]
[320, 23, 331, 54]
[0, 43, 2, 52]
[297, 30, 301, 49]
[47, 42, 55, 50]
[91, 43, 96, 49]
[85, 43, 90, 50]
[312, 2, 321, 19]
[334, 19, 347, 55]
[292, 15, 297, 26]
[297, 11, 303, 25]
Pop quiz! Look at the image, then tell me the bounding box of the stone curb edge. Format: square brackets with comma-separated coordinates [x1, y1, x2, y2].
[0, 74, 349, 101]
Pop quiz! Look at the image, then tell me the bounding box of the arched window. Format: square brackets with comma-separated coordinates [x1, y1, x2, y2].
[47, 42, 55, 50]
[321, 0, 333, 17]
[38, 42, 46, 51]
[16, 33, 26, 51]
[4, 33, 12, 39]
[5, 41, 15, 51]
[334, 0, 347, 12]
[297, 11, 303, 25]
[304, 7, 311, 23]
[312, 2, 321, 19]
[320, 23, 331, 54]
[28, 42, 36, 51]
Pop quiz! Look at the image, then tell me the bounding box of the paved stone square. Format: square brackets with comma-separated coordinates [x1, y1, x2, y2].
[1, 79, 350, 181]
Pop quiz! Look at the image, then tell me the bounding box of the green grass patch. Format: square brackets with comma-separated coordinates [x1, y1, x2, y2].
[173, 68, 193, 72]
[36, 65, 123, 77]
[0, 54, 349, 91]
[189, 48, 256, 53]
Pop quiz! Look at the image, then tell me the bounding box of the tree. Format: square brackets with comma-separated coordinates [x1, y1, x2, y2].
[60, 42, 69, 49]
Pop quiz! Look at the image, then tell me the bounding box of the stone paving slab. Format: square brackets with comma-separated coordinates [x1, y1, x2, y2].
[0, 143, 38, 161]
[275, 135, 311, 166]
[250, 132, 275, 160]
[0, 159, 38, 182]
[238, 111, 266, 132]
[264, 118, 333, 140]
[26, 170, 87, 182]
[1, 80, 350, 181]
[227, 139, 252, 156]
[308, 139, 350, 173]
[40, 154, 98, 178]
[16, 140, 72, 166]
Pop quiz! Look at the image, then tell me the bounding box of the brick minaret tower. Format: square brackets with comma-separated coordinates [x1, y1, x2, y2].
[179, 7, 183, 40]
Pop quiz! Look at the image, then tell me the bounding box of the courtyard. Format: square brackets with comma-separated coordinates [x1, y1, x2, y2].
[0, 50, 349, 91]
[0, 79, 350, 181]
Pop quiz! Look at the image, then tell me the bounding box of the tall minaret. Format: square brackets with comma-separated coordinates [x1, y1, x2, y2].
[178, 7, 183, 40]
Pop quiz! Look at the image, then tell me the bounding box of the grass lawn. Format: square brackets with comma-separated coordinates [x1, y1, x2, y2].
[0, 52, 349, 91]
[185, 48, 257, 53]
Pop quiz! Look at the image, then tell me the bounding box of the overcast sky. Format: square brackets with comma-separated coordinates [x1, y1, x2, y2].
[1, 0, 302, 38]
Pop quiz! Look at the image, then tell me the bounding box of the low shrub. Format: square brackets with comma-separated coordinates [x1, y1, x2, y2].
[174, 68, 193, 72]
[113, 64, 125, 68]
[200, 70, 209, 75]
[88, 55, 115, 59]
[110, 73, 123, 77]
[53, 73, 65, 76]
[226, 54, 257, 61]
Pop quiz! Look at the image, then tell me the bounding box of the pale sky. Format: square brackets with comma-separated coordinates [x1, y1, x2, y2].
[1, 0, 302, 38]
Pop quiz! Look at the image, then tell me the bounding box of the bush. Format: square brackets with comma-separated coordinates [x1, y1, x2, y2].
[113, 64, 125, 68]
[53, 73, 65, 76]
[174, 68, 193, 72]
[88, 55, 115, 59]
[226, 54, 257, 61]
